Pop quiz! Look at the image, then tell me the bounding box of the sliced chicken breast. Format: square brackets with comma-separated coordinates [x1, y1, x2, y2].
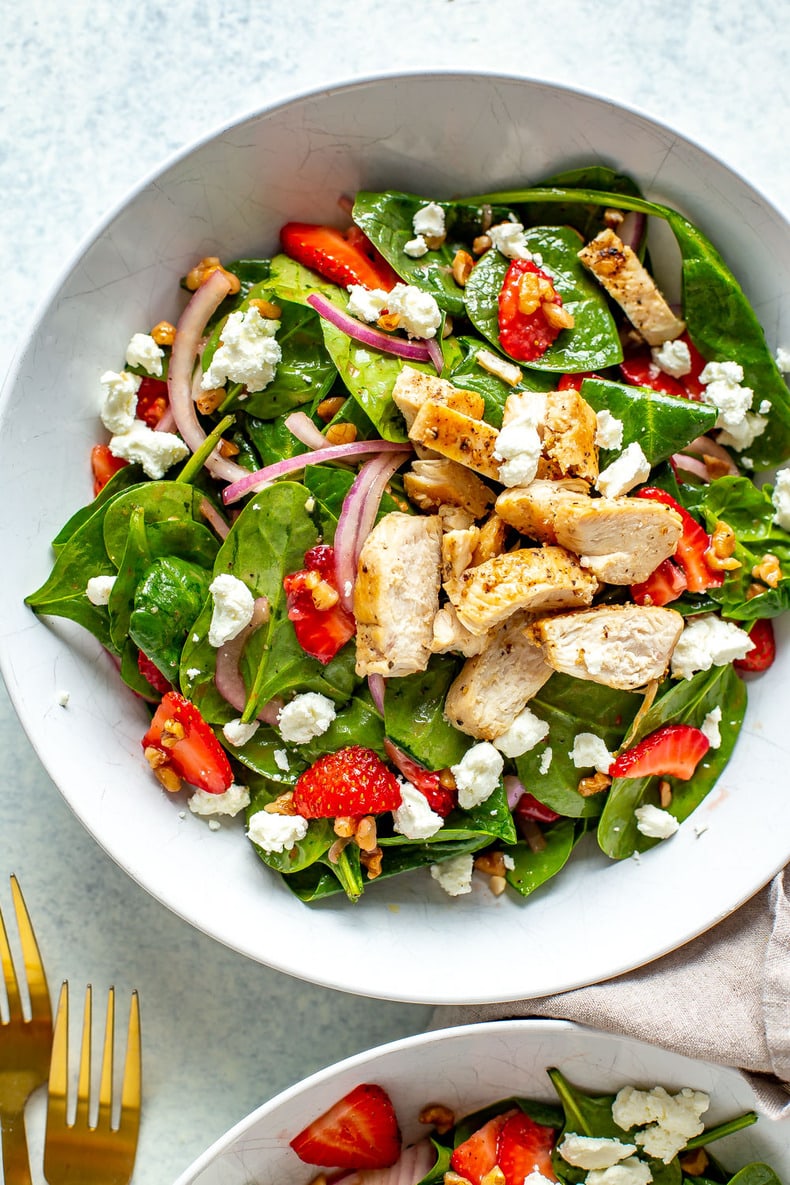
[404, 458, 495, 519]
[392, 366, 484, 429]
[408, 400, 501, 480]
[431, 604, 488, 657]
[496, 479, 591, 541]
[578, 229, 686, 346]
[543, 389, 599, 482]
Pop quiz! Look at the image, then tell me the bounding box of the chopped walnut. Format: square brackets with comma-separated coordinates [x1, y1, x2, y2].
[705, 520, 740, 571]
[752, 553, 782, 588]
[150, 320, 176, 346]
[316, 395, 346, 422]
[419, 1103, 456, 1134]
[452, 249, 474, 287]
[184, 256, 241, 294]
[195, 388, 226, 415]
[325, 423, 358, 445]
[360, 845, 383, 879]
[248, 297, 282, 319]
[578, 771, 612, 796]
[659, 779, 673, 808]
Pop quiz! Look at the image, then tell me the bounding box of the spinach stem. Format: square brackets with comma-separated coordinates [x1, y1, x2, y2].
[686, 1111, 758, 1149]
[176, 415, 236, 484]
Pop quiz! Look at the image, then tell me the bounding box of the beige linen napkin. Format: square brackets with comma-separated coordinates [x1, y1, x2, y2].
[431, 868, 790, 1116]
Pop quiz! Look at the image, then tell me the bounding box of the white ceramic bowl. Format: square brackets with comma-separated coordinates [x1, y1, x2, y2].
[2, 73, 789, 1004]
[172, 1019, 790, 1184]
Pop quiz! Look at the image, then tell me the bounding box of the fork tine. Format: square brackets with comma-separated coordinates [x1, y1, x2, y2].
[0, 895, 22, 1020]
[47, 980, 70, 1128]
[120, 991, 142, 1141]
[75, 984, 93, 1129]
[97, 987, 115, 1130]
[10, 873, 52, 1024]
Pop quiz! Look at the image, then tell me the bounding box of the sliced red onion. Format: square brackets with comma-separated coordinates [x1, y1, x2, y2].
[199, 497, 230, 540]
[285, 411, 332, 450]
[684, 435, 739, 474]
[672, 453, 710, 482]
[618, 210, 646, 252]
[337, 194, 354, 216]
[168, 269, 249, 484]
[337, 1142, 437, 1185]
[426, 336, 444, 374]
[334, 452, 408, 612]
[222, 440, 410, 506]
[213, 597, 281, 723]
[155, 406, 176, 433]
[307, 293, 432, 361]
[504, 774, 526, 810]
[367, 674, 386, 714]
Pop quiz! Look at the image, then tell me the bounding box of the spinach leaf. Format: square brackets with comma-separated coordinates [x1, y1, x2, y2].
[580, 377, 717, 466]
[526, 166, 646, 243]
[447, 335, 557, 428]
[505, 819, 580, 898]
[432, 781, 517, 845]
[51, 464, 145, 551]
[299, 692, 386, 761]
[107, 505, 151, 653]
[225, 258, 271, 296]
[385, 655, 471, 770]
[464, 227, 622, 372]
[598, 665, 747, 857]
[243, 412, 310, 469]
[726, 1167, 782, 1185]
[129, 557, 212, 684]
[102, 482, 208, 567]
[547, 1067, 621, 1139]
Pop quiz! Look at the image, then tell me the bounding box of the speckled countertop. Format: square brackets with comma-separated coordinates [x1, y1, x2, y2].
[2, 4, 790, 1182]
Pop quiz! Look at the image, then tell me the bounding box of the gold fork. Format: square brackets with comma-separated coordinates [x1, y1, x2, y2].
[44, 982, 142, 1185]
[0, 874, 53, 1185]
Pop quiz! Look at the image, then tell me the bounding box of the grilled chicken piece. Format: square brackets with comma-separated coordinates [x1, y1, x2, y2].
[543, 388, 599, 482]
[444, 612, 553, 739]
[530, 605, 684, 690]
[471, 514, 508, 566]
[441, 527, 479, 584]
[354, 512, 442, 677]
[392, 366, 485, 429]
[451, 546, 599, 636]
[409, 400, 501, 480]
[578, 229, 686, 346]
[431, 604, 488, 657]
[404, 458, 495, 519]
[496, 479, 591, 541]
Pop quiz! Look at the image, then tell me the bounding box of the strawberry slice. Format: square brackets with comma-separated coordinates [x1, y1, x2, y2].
[137, 650, 172, 695]
[620, 334, 707, 401]
[734, 618, 776, 673]
[631, 556, 688, 607]
[135, 375, 169, 427]
[280, 223, 398, 291]
[450, 1112, 513, 1185]
[610, 723, 710, 781]
[557, 371, 600, 392]
[293, 746, 401, 819]
[636, 487, 724, 594]
[498, 260, 569, 362]
[496, 1112, 558, 1185]
[290, 1083, 401, 1169]
[514, 792, 561, 825]
[284, 545, 356, 665]
[142, 691, 233, 794]
[383, 739, 456, 817]
[91, 443, 128, 495]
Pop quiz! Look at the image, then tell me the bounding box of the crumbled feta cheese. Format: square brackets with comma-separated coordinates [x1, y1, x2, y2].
[570, 732, 614, 773]
[487, 221, 533, 261]
[759, 399, 772, 415]
[557, 1134, 636, 1170]
[503, 853, 516, 871]
[699, 359, 757, 443]
[700, 360, 744, 386]
[494, 707, 550, 758]
[413, 202, 446, 239]
[613, 1085, 709, 1165]
[304, 496, 315, 512]
[635, 804, 679, 839]
[208, 819, 221, 830]
[347, 285, 389, 322]
[222, 718, 260, 747]
[347, 283, 441, 339]
[775, 346, 790, 372]
[700, 706, 722, 749]
[185, 667, 201, 679]
[207, 574, 255, 647]
[586, 1157, 653, 1185]
[494, 422, 542, 487]
[596, 442, 651, 498]
[595, 409, 624, 451]
[125, 332, 165, 377]
[247, 810, 309, 853]
[393, 780, 444, 840]
[201, 306, 281, 394]
[651, 338, 691, 377]
[273, 748, 290, 772]
[430, 852, 474, 896]
[670, 615, 754, 679]
[189, 782, 250, 818]
[57, 689, 70, 707]
[716, 411, 767, 452]
[109, 421, 189, 479]
[539, 746, 553, 774]
[277, 692, 336, 745]
[403, 235, 429, 258]
[85, 574, 116, 606]
[522, 1173, 554, 1185]
[450, 743, 504, 809]
[100, 369, 141, 434]
[772, 467, 790, 530]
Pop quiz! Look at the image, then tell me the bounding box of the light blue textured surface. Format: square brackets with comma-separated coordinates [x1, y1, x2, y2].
[1, 3, 790, 1182]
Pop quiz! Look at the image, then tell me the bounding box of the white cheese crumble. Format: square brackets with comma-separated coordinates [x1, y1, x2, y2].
[273, 748, 290, 772]
[670, 615, 754, 679]
[523, 1172, 555, 1185]
[450, 743, 504, 809]
[700, 706, 722, 749]
[494, 707, 550, 758]
[392, 780, 444, 840]
[570, 732, 614, 774]
[557, 1134, 636, 1170]
[108, 422, 189, 479]
[100, 369, 141, 434]
[222, 718, 260, 747]
[413, 202, 446, 239]
[635, 804, 679, 839]
[717, 411, 767, 452]
[539, 746, 553, 774]
[57, 689, 70, 707]
[85, 574, 116, 606]
[586, 1158, 653, 1185]
[247, 810, 309, 853]
[613, 1085, 709, 1165]
[277, 692, 336, 745]
[487, 220, 533, 261]
[347, 282, 442, 339]
[772, 467, 790, 530]
[596, 442, 651, 498]
[698, 359, 766, 451]
[188, 782, 250, 818]
[759, 399, 772, 415]
[403, 236, 429, 258]
[347, 285, 389, 322]
[125, 332, 164, 377]
[776, 346, 790, 372]
[595, 409, 624, 451]
[651, 338, 691, 377]
[201, 306, 281, 394]
[494, 395, 544, 487]
[207, 574, 255, 647]
[430, 852, 474, 896]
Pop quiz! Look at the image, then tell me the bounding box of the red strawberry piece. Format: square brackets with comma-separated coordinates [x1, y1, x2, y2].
[91, 443, 128, 495]
[497, 1112, 558, 1185]
[383, 740, 456, 817]
[290, 1083, 402, 1169]
[514, 792, 561, 825]
[631, 556, 689, 607]
[142, 691, 233, 794]
[620, 352, 687, 397]
[280, 223, 398, 291]
[293, 746, 401, 819]
[734, 618, 775, 673]
[450, 1112, 513, 1185]
[284, 545, 356, 665]
[636, 487, 724, 594]
[137, 650, 172, 695]
[557, 372, 600, 392]
[610, 723, 710, 781]
[498, 260, 570, 363]
[135, 376, 169, 427]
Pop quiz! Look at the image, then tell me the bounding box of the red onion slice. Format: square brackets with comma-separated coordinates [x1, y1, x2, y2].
[213, 597, 281, 723]
[285, 411, 332, 450]
[618, 210, 646, 252]
[334, 452, 408, 612]
[307, 293, 432, 361]
[426, 336, 444, 374]
[672, 453, 710, 482]
[504, 774, 526, 810]
[684, 435, 739, 474]
[199, 497, 230, 540]
[367, 674, 386, 714]
[154, 406, 176, 433]
[222, 440, 410, 506]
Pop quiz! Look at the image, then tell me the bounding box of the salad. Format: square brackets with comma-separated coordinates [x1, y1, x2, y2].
[286, 1071, 780, 1185]
[26, 164, 790, 905]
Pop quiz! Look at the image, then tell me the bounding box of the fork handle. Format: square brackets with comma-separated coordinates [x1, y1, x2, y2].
[1, 1110, 33, 1185]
